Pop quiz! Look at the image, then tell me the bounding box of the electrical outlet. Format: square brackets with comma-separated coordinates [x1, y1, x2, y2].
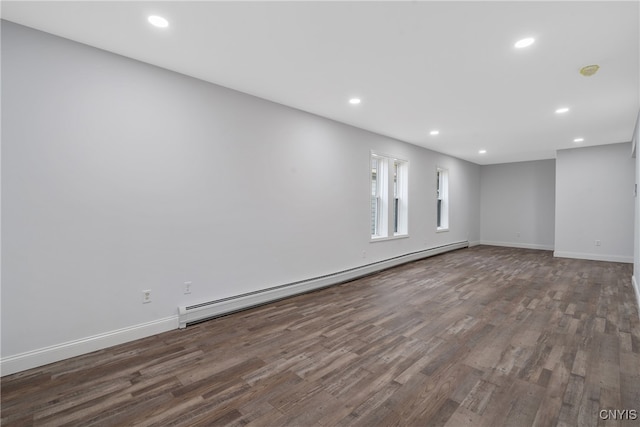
[595, 240, 601, 247]
[142, 290, 152, 304]
[183, 281, 192, 294]
[516, 232, 521, 238]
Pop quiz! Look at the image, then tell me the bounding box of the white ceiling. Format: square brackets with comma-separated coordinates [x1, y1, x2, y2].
[2, 1, 639, 165]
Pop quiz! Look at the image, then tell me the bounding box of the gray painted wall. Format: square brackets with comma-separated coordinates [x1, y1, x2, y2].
[480, 160, 556, 250]
[555, 142, 635, 263]
[1, 22, 481, 368]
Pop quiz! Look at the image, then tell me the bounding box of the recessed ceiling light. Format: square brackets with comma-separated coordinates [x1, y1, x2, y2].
[479, 149, 487, 154]
[555, 107, 570, 114]
[573, 138, 584, 143]
[349, 98, 361, 105]
[148, 15, 169, 28]
[430, 130, 440, 136]
[514, 37, 535, 49]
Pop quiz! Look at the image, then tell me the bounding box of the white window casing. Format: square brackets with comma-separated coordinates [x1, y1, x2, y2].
[437, 167, 449, 231]
[371, 152, 408, 240]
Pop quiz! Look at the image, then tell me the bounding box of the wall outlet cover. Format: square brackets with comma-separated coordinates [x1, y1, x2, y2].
[142, 290, 152, 303]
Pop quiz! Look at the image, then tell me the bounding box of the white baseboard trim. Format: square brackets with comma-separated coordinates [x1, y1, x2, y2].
[468, 240, 481, 247]
[178, 241, 469, 328]
[480, 241, 554, 251]
[1, 316, 179, 377]
[633, 276, 640, 319]
[553, 251, 634, 264]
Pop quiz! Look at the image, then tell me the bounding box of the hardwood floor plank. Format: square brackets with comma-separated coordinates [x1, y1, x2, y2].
[501, 381, 545, 427]
[460, 379, 497, 415]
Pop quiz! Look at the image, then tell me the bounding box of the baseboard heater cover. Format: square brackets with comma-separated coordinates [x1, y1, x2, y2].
[178, 241, 468, 328]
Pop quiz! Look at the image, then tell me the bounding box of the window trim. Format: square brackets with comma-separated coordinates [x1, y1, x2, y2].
[370, 155, 387, 238]
[392, 158, 408, 237]
[436, 167, 449, 232]
[370, 151, 408, 241]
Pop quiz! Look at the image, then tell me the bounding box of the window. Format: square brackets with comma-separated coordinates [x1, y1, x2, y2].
[393, 160, 408, 234]
[371, 153, 408, 239]
[436, 168, 449, 231]
[371, 156, 384, 236]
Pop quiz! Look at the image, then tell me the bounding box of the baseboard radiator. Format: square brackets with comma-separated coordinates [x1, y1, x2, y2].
[178, 241, 468, 328]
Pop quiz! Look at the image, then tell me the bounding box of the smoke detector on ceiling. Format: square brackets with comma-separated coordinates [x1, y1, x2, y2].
[579, 64, 600, 77]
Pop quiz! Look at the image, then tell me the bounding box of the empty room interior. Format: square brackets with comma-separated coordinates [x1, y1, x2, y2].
[1, 1, 640, 426]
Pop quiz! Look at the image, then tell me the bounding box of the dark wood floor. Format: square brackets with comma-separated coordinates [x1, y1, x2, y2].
[2, 246, 639, 426]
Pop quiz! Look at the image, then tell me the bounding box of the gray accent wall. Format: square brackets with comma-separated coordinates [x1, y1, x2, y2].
[480, 160, 556, 250]
[555, 142, 635, 263]
[1, 21, 481, 369]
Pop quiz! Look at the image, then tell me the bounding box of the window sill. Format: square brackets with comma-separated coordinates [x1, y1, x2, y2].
[370, 234, 409, 243]
[436, 228, 449, 233]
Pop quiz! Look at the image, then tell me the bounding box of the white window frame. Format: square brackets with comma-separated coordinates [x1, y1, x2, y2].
[436, 167, 449, 232]
[371, 155, 387, 238]
[371, 152, 408, 241]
